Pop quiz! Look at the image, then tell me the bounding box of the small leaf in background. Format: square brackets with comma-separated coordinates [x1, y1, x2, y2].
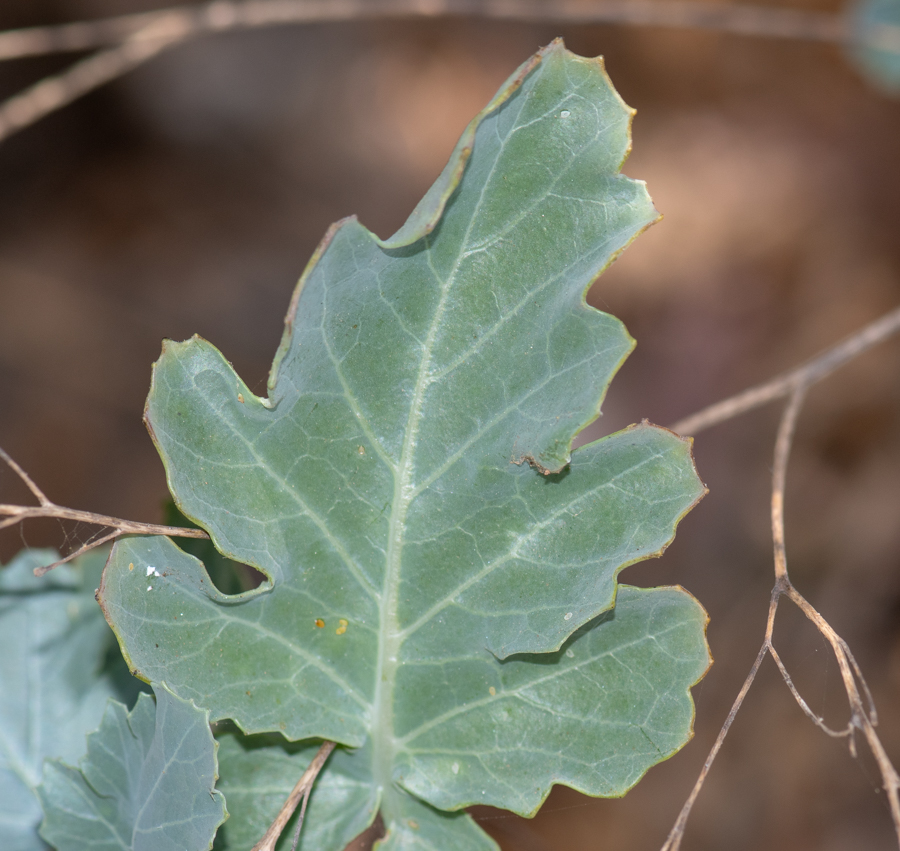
[38, 683, 226, 851]
[0, 547, 137, 851]
[214, 730, 376, 851]
[100, 39, 710, 849]
[849, 0, 900, 93]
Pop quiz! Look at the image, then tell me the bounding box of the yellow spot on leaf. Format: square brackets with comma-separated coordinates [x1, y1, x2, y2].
[336, 618, 348, 635]
[408, 820, 419, 830]
[238, 393, 245, 403]
[357, 446, 365, 455]
[128, 563, 134, 571]
[489, 686, 496, 696]
[315, 619, 325, 628]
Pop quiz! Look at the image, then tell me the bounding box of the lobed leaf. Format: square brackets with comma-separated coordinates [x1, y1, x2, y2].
[0, 548, 126, 851]
[99, 39, 709, 848]
[37, 684, 226, 851]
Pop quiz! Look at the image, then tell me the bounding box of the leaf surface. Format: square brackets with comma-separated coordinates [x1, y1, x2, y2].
[214, 732, 377, 851]
[99, 40, 709, 848]
[38, 684, 226, 851]
[849, 0, 900, 93]
[0, 548, 126, 851]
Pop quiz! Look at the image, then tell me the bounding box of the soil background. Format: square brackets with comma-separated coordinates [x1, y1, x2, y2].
[1, 1, 900, 849]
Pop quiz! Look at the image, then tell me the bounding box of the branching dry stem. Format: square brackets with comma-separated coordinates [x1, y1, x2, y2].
[662, 308, 900, 849]
[0, 445, 207, 575]
[251, 740, 336, 851]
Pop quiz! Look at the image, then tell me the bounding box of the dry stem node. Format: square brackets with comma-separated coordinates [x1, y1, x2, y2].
[662, 308, 900, 850]
[0, 445, 207, 575]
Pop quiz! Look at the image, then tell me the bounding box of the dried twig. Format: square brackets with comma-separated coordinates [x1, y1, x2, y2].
[671, 304, 900, 436]
[3, 0, 897, 149]
[0, 0, 854, 63]
[0, 445, 50, 505]
[0, 445, 208, 575]
[251, 740, 336, 851]
[0, 16, 190, 144]
[662, 369, 900, 849]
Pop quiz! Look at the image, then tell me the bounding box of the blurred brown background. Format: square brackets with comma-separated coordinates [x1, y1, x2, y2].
[1, 1, 900, 849]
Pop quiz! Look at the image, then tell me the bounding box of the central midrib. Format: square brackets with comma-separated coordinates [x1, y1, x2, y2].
[369, 122, 510, 814]
[369, 240, 450, 800]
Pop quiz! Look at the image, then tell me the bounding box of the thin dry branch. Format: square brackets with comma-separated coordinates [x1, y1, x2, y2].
[251, 740, 336, 851]
[671, 304, 900, 436]
[661, 377, 900, 850]
[783, 583, 900, 829]
[0, 0, 853, 63]
[1, 0, 890, 149]
[0, 445, 50, 505]
[0, 17, 189, 144]
[769, 385, 806, 581]
[0, 446, 208, 575]
[659, 623, 773, 851]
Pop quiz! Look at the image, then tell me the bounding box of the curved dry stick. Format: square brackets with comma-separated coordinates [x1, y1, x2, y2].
[783, 583, 900, 831]
[251, 740, 336, 851]
[0, 0, 852, 62]
[0, 0, 879, 149]
[662, 381, 900, 850]
[0, 445, 207, 575]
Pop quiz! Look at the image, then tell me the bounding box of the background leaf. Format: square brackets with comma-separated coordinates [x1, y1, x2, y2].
[100, 40, 709, 849]
[849, 0, 900, 93]
[0, 547, 136, 851]
[214, 732, 377, 851]
[38, 684, 226, 851]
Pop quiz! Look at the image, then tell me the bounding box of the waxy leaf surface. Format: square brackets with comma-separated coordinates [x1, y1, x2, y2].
[0, 548, 126, 851]
[100, 41, 709, 849]
[38, 685, 226, 851]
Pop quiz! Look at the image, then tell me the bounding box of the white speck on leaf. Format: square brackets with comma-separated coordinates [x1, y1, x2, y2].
[146, 566, 161, 577]
[564, 612, 573, 620]
[566, 649, 574, 658]
[452, 762, 459, 775]
[560, 109, 571, 117]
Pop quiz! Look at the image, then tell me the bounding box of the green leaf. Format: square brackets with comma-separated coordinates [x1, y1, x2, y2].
[214, 732, 377, 851]
[99, 39, 709, 848]
[849, 0, 900, 93]
[37, 684, 226, 851]
[162, 500, 258, 596]
[0, 548, 129, 851]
